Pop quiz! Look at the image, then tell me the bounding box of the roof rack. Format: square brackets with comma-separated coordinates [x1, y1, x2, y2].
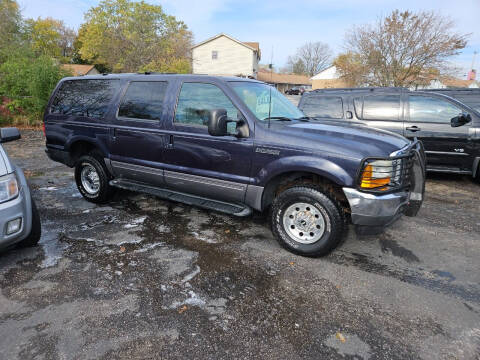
[136, 72, 178, 75]
[312, 87, 408, 92]
[420, 88, 480, 92]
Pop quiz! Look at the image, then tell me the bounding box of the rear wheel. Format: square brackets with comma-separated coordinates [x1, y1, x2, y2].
[75, 152, 113, 203]
[17, 198, 41, 248]
[270, 185, 344, 257]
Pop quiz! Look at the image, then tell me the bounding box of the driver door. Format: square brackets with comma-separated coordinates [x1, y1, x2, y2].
[405, 94, 472, 171]
[162, 81, 253, 203]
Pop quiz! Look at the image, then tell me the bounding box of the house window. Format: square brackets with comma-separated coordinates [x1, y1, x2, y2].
[212, 51, 218, 60]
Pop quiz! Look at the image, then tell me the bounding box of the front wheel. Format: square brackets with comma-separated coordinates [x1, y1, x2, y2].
[270, 186, 344, 257]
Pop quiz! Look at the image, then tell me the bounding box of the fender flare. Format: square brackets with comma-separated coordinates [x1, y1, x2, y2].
[256, 155, 355, 187]
[65, 135, 108, 157]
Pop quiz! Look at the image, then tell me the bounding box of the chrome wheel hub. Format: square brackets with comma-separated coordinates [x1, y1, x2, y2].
[80, 164, 100, 195]
[282, 202, 326, 244]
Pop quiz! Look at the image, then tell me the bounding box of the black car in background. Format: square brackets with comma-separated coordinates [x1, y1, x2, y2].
[298, 88, 480, 182]
[285, 87, 305, 95]
[421, 88, 480, 113]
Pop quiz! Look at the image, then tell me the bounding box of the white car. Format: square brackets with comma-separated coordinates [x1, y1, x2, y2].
[0, 128, 41, 251]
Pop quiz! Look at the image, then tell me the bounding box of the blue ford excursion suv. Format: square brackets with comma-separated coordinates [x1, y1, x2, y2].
[44, 74, 425, 256]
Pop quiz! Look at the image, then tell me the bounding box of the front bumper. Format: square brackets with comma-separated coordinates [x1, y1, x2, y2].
[0, 168, 33, 250]
[343, 140, 426, 234]
[343, 188, 409, 227]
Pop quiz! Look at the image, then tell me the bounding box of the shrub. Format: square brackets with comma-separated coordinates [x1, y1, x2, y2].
[0, 51, 70, 125]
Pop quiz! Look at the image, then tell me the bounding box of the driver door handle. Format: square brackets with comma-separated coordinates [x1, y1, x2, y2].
[406, 126, 421, 132]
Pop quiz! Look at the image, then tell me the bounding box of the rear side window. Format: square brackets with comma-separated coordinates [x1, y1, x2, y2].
[301, 96, 344, 119]
[355, 95, 400, 121]
[50, 80, 119, 118]
[118, 81, 168, 120]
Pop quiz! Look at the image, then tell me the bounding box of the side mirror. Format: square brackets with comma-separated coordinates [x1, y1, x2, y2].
[207, 109, 229, 136]
[0, 127, 21, 143]
[451, 113, 471, 128]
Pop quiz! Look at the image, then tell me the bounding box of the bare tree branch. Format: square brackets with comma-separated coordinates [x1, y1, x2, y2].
[335, 10, 469, 87]
[287, 41, 333, 77]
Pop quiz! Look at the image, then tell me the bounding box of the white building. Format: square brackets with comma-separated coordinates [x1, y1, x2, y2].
[192, 33, 261, 78]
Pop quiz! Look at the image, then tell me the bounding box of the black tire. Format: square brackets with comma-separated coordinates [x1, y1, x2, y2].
[75, 152, 113, 204]
[270, 186, 344, 257]
[474, 164, 480, 184]
[17, 197, 41, 248]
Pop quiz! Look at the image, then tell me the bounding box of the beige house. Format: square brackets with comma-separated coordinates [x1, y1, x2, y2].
[257, 69, 311, 93]
[62, 64, 99, 76]
[192, 33, 261, 78]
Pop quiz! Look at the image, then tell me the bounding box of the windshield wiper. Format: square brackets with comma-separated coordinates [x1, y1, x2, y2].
[293, 116, 311, 122]
[262, 116, 293, 121]
[262, 116, 310, 122]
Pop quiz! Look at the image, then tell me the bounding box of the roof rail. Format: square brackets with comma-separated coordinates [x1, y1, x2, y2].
[136, 72, 178, 75]
[312, 87, 408, 92]
[421, 88, 480, 92]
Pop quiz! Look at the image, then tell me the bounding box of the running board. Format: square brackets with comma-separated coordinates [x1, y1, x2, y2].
[426, 166, 472, 175]
[109, 179, 252, 217]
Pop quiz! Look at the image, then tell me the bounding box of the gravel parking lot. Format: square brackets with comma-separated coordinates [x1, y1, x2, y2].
[1, 130, 479, 359]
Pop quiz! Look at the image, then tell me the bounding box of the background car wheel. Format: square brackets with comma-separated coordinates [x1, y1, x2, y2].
[17, 198, 41, 248]
[270, 185, 344, 257]
[475, 164, 480, 184]
[75, 152, 113, 204]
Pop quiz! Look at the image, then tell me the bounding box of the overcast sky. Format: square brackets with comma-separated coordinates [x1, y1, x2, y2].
[18, 0, 480, 78]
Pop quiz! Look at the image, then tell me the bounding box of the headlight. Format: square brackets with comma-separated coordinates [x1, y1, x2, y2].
[0, 173, 19, 203]
[360, 159, 403, 191]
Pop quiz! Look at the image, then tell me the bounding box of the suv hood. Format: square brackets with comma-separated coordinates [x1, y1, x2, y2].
[274, 121, 409, 159]
[0, 145, 10, 176]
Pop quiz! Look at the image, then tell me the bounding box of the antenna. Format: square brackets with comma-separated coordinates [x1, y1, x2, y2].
[268, 45, 273, 128]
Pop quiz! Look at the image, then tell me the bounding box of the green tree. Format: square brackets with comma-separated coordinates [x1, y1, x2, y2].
[0, 0, 22, 62]
[24, 17, 76, 60]
[78, 0, 193, 73]
[341, 10, 468, 87]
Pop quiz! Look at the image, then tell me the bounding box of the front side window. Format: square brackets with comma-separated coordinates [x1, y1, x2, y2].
[50, 80, 119, 118]
[301, 96, 344, 119]
[118, 81, 168, 120]
[355, 95, 400, 121]
[174, 83, 239, 127]
[230, 81, 305, 121]
[212, 51, 218, 60]
[409, 95, 462, 123]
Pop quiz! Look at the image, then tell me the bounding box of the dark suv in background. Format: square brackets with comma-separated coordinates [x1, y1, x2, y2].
[421, 88, 480, 113]
[299, 88, 480, 182]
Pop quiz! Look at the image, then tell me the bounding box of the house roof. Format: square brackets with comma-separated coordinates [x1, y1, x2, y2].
[192, 33, 261, 59]
[257, 68, 311, 85]
[440, 77, 475, 88]
[62, 64, 96, 76]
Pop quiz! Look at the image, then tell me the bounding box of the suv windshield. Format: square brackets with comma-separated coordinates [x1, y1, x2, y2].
[230, 81, 305, 121]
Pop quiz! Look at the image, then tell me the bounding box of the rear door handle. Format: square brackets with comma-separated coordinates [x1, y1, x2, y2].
[406, 126, 421, 132]
[165, 135, 174, 149]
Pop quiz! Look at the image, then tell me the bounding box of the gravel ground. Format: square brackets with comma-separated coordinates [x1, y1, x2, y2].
[1, 130, 479, 360]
